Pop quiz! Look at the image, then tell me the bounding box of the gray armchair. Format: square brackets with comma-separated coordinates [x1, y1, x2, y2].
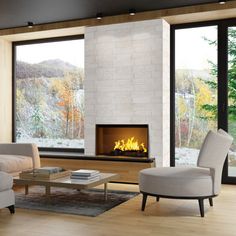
[139, 129, 233, 217]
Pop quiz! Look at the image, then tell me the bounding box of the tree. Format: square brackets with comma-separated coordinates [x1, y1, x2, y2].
[175, 71, 198, 148]
[31, 104, 46, 138]
[52, 69, 84, 139]
[176, 95, 187, 147]
[201, 28, 236, 121]
[195, 79, 216, 120]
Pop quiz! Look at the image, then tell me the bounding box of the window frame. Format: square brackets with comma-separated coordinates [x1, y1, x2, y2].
[12, 35, 85, 153]
[170, 20, 220, 167]
[170, 18, 236, 184]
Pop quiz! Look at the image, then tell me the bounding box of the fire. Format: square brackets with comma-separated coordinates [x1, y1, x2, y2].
[114, 137, 147, 153]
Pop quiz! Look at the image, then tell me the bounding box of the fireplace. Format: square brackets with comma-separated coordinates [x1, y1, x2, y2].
[96, 124, 149, 158]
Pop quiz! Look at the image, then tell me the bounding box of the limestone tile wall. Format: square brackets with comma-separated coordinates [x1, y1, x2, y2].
[84, 19, 170, 166]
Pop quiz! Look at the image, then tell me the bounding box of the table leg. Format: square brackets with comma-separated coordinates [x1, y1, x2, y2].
[104, 183, 108, 201]
[45, 185, 51, 197]
[25, 185, 29, 195]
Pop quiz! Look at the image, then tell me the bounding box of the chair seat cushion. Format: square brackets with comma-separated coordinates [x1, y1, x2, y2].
[0, 154, 33, 173]
[0, 171, 13, 191]
[139, 167, 213, 197]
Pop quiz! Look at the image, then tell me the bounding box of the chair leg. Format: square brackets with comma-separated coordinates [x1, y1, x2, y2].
[198, 199, 204, 217]
[209, 197, 213, 207]
[7, 205, 15, 214]
[141, 193, 148, 211]
[156, 196, 160, 202]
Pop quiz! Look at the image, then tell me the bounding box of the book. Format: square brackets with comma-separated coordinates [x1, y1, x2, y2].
[34, 167, 63, 174]
[71, 169, 100, 177]
[70, 175, 100, 181]
[70, 173, 100, 180]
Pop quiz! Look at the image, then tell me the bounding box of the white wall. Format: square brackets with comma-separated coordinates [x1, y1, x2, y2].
[84, 19, 170, 166]
[0, 39, 12, 142]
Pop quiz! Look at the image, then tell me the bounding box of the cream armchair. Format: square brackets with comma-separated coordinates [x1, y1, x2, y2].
[0, 143, 40, 176]
[139, 129, 233, 217]
[0, 171, 15, 213]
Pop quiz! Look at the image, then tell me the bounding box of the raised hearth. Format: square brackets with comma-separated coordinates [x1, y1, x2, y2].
[40, 152, 154, 163]
[40, 151, 155, 183]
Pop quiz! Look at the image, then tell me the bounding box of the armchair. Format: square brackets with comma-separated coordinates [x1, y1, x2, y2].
[139, 129, 233, 217]
[0, 143, 40, 176]
[0, 171, 15, 213]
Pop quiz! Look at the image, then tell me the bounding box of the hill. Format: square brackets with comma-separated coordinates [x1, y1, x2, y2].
[16, 59, 77, 79]
[176, 68, 214, 81]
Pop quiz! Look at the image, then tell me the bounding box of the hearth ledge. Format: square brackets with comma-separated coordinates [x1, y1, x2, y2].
[40, 151, 155, 163]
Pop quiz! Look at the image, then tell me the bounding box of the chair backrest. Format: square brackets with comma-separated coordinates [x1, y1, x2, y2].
[197, 129, 233, 195]
[0, 143, 40, 168]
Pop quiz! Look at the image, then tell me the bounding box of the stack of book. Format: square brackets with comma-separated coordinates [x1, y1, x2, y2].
[70, 169, 100, 181]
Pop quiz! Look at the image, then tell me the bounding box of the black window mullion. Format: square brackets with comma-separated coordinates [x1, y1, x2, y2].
[170, 26, 175, 167]
[218, 23, 229, 183]
[218, 23, 228, 132]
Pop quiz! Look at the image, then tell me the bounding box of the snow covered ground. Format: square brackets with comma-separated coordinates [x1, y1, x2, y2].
[17, 137, 84, 149]
[175, 147, 199, 166]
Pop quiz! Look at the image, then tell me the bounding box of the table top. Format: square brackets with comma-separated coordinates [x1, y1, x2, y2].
[14, 173, 119, 189]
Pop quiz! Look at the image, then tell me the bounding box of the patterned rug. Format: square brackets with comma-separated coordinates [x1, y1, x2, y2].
[15, 186, 139, 217]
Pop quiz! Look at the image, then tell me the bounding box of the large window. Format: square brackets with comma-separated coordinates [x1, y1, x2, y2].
[227, 26, 236, 177]
[174, 26, 218, 166]
[13, 36, 84, 150]
[172, 19, 236, 184]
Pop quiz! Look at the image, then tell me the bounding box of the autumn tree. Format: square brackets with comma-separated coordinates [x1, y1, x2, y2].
[51, 69, 84, 139]
[175, 69, 217, 149]
[195, 79, 216, 120]
[175, 70, 197, 148]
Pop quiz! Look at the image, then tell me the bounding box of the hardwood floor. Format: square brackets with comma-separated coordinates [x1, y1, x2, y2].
[0, 184, 236, 236]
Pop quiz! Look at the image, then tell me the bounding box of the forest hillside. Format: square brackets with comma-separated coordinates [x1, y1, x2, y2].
[16, 59, 84, 148]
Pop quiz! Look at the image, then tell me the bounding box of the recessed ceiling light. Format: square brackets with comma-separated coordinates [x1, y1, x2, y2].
[218, 0, 226, 4]
[96, 13, 103, 20]
[129, 9, 136, 16]
[27, 21, 34, 28]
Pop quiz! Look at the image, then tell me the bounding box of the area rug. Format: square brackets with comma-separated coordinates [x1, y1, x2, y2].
[15, 186, 139, 217]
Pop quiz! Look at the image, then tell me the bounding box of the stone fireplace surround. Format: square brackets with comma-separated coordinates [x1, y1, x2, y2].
[84, 19, 170, 167]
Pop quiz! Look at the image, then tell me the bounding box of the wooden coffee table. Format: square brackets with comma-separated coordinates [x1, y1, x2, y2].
[14, 173, 119, 200]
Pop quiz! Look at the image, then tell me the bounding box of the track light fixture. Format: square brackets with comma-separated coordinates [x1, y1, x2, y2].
[218, 0, 226, 4]
[96, 13, 103, 20]
[27, 21, 34, 28]
[129, 9, 136, 16]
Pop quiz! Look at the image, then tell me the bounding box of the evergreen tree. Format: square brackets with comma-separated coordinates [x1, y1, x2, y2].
[202, 28, 236, 121]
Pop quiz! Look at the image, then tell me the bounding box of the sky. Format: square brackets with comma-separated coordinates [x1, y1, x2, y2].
[175, 26, 217, 70]
[16, 27, 216, 71]
[16, 39, 84, 68]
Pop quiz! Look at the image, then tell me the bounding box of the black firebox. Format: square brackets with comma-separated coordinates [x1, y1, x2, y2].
[96, 124, 149, 158]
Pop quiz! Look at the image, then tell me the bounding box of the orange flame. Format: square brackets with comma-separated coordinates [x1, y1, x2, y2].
[114, 137, 147, 152]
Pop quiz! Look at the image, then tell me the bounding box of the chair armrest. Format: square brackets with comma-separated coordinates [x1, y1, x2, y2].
[209, 167, 222, 195]
[0, 143, 40, 169]
[0, 171, 13, 190]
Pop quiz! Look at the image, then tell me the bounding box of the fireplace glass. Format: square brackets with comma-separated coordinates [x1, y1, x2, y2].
[96, 124, 148, 158]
